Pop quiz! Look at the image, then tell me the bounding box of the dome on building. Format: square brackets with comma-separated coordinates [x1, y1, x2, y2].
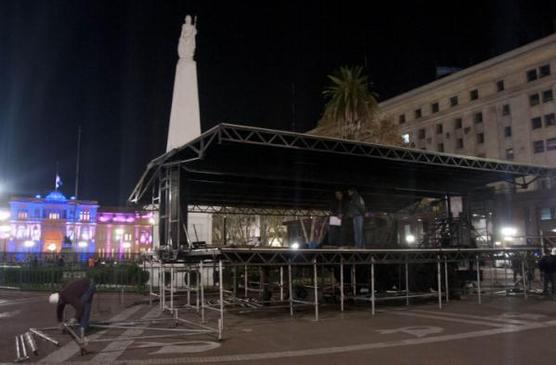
[45, 191, 67, 202]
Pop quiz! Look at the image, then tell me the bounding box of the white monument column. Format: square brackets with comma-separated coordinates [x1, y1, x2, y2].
[166, 15, 201, 152]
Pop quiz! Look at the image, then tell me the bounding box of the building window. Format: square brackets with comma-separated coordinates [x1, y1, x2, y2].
[431, 102, 439, 113]
[48, 212, 60, 220]
[545, 113, 556, 127]
[456, 138, 464, 149]
[531, 117, 542, 130]
[477, 133, 485, 144]
[474, 112, 483, 124]
[543, 89, 554, 103]
[533, 140, 545, 153]
[502, 104, 511, 116]
[496, 80, 505, 92]
[436, 124, 443, 134]
[547, 137, 556, 151]
[470, 89, 479, 100]
[415, 109, 422, 119]
[540, 208, 553, 220]
[506, 148, 514, 160]
[17, 210, 28, 220]
[399, 114, 406, 124]
[437, 143, 444, 152]
[79, 210, 91, 222]
[454, 118, 462, 129]
[464, 127, 471, 134]
[450, 96, 458, 107]
[527, 69, 538, 82]
[539, 64, 551, 78]
[529, 93, 540, 106]
[426, 137, 432, 144]
[418, 129, 426, 139]
[504, 126, 512, 137]
[402, 133, 410, 144]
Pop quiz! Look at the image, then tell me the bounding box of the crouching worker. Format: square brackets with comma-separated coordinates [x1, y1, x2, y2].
[49, 278, 96, 333]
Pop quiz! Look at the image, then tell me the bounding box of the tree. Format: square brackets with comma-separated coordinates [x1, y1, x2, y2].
[310, 66, 403, 146]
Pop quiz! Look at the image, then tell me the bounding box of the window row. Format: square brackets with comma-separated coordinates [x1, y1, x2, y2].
[529, 88, 554, 106]
[531, 113, 556, 130]
[527, 64, 552, 82]
[398, 63, 552, 125]
[532, 138, 556, 153]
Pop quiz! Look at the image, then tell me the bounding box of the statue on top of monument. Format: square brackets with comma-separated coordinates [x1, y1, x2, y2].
[178, 15, 197, 60]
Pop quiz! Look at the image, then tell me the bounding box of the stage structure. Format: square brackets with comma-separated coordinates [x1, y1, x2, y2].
[129, 123, 556, 340]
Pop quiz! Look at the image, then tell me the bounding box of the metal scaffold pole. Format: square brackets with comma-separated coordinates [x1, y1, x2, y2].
[437, 256, 442, 309]
[444, 257, 449, 303]
[340, 259, 344, 312]
[313, 259, 319, 321]
[371, 258, 375, 316]
[476, 255, 482, 304]
[288, 261, 293, 316]
[218, 260, 224, 340]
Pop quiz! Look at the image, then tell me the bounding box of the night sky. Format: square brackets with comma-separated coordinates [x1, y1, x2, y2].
[1, 0, 555, 205]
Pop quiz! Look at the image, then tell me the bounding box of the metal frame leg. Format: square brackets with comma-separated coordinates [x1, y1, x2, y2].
[476, 255, 482, 304]
[186, 271, 191, 306]
[218, 260, 224, 340]
[444, 257, 449, 303]
[280, 266, 284, 301]
[371, 259, 375, 316]
[288, 262, 293, 316]
[200, 262, 205, 323]
[313, 259, 319, 321]
[340, 259, 344, 312]
[244, 265, 248, 298]
[437, 256, 442, 309]
[351, 265, 356, 296]
[521, 258, 528, 299]
[405, 261, 409, 306]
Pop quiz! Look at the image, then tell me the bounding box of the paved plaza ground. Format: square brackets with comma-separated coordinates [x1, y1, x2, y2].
[2, 288, 556, 364]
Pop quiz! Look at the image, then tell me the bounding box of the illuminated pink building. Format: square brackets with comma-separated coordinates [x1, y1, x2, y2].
[0, 191, 153, 255]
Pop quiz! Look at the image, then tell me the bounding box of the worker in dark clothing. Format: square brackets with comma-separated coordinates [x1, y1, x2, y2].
[345, 189, 366, 248]
[538, 248, 556, 298]
[328, 191, 344, 246]
[49, 278, 96, 331]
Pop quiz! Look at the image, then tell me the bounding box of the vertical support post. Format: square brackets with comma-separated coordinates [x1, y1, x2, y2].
[280, 266, 284, 301]
[437, 256, 442, 309]
[218, 259, 224, 340]
[244, 265, 248, 298]
[186, 270, 191, 306]
[405, 260, 409, 306]
[476, 255, 482, 304]
[195, 270, 200, 311]
[170, 266, 174, 312]
[351, 265, 356, 296]
[504, 254, 509, 295]
[233, 266, 237, 299]
[521, 257, 528, 299]
[288, 261, 293, 316]
[160, 268, 165, 310]
[200, 261, 205, 323]
[149, 260, 153, 306]
[313, 259, 319, 321]
[340, 259, 344, 312]
[444, 257, 449, 303]
[371, 258, 375, 316]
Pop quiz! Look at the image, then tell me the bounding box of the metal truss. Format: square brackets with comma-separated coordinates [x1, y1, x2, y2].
[188, 204, 329, 217]
[129, 123, 556, 204]
[176, 247, 540, 266]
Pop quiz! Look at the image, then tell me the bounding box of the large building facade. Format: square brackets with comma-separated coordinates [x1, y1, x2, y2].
[380, 33, 556, 243]
[0, 191, 153, 256]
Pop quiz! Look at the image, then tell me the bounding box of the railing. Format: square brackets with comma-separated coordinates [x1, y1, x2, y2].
[0, 252, 150, 267]
[0, 261, 150, 292]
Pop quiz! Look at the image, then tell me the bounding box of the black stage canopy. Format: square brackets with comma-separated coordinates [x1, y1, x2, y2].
[129, 123, 556, 213]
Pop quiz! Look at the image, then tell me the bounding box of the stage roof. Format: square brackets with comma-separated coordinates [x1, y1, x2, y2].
[129, 123, 556, 213]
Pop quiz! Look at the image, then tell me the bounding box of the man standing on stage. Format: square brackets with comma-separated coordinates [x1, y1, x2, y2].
[49, 278, 96, 332]
[346, 189, 366, 248]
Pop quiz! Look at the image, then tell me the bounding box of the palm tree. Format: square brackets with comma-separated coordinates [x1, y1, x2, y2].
[311, 66, 402, 145]
[318, 66, 378, 139]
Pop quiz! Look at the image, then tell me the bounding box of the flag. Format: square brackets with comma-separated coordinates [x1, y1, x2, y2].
[55, 174, 63, 190]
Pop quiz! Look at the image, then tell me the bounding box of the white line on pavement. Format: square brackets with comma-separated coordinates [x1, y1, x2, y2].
[407, 309, 534, 325]
[89, 306, 161, 363]
[390, 311, 516, 328]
